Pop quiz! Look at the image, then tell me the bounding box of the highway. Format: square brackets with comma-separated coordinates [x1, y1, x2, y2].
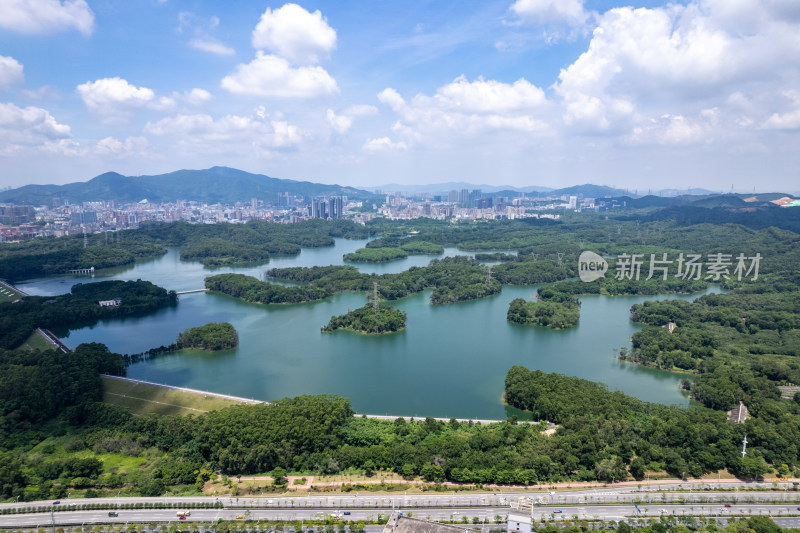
[2, 504, 800, 528]
[2, 483, 799, 529]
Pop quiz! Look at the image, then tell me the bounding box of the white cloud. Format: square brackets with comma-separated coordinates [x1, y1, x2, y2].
[363, 137, 407, 152]
[180, 12, 235, 56]
[0, 0, 94, 36]
[0, 56, 24, 89]
[376, 76, 549, 147]
[511, 0, 589, 27]
[762, 92, 800, 130]
[189, 38, 235, 56]
[221, 52, 338, 98]
[76, 77, 175, 119]
[627, 113, 709, 145]
[554, 0, 800, 134]
[177, 88, 212, 106]
[144, 109, 305, 153]
[435, 75, 545, 112]
[327, 110, 352, 134]
[0, 102, 72, 154]
[252, 3, 337, 65]
[94, 136, 149, 156]
[327, 104, 377, 134]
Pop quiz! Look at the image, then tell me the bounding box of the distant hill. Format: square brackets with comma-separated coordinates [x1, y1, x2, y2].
[0, 167, 378, 205]
[655, 187, 721, 197]
[371, 182, 554, 194]
[538, 184, 630, 198]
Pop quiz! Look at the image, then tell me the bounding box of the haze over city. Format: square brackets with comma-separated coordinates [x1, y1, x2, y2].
[1, 0, 799, 191]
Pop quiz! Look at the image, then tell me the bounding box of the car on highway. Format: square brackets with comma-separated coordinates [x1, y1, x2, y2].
[108, 512, 118, 517]
[236, 515, 243, 520]
[724, 504, 731, 508]
[552, 510, 563, 514]
[179, 516, 186, 520]
[343, 512, 351, 515]
[53, 501, 60, 505]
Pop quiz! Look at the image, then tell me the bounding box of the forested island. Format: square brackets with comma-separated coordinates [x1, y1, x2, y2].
[322, 304, 406, 334]
[0, 280, 176, 350]
[209, 255, 503, 305]
[177, 322, 238, 351]
[343, 247, 408, 263]
[507, 297, 580, 329]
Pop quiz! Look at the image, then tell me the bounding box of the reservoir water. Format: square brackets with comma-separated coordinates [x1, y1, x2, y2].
[19, 239, 712, 419]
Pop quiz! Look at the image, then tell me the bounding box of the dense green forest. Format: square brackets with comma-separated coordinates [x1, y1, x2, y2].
[322, 304, 406, 334]
[0, 280, 176, 349]
[211, 256, 502, 305]
[0, 232, 165, 280]
[505, 366, 799, 483]
[2, 344, 799, 501]
[177, 322, 238, 351]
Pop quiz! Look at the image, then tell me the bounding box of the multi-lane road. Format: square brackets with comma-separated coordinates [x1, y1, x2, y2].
[2, 482, 798, 529]
[2, 504, 800, 528]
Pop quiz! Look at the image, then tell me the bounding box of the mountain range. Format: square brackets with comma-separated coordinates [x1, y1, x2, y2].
[1, 167, 791, 206]
[0, 167, 378, 205]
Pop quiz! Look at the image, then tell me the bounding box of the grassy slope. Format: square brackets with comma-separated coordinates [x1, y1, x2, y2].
[102, 377, 241, 416]
[19, 330, 53, 351]
[0, 285, 24, 303]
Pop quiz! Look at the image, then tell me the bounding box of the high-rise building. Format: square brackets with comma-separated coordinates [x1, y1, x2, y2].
[330, 196, 344, 219]
[311, 198, 326, 219]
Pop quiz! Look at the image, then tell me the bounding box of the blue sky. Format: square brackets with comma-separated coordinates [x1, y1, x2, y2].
[1, 0, 799, 192]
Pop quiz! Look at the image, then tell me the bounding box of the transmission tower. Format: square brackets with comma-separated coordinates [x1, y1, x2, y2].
[741, 434, 748, 457]
[372, 282, 379, 313]
[485, 266, 493, 289]
[556, 252, 564, 267]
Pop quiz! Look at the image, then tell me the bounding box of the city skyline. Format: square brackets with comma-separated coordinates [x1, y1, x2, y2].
[1, 0, 799, 190]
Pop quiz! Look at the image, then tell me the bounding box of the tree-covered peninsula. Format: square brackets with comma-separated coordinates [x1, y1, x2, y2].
[322, 304, 406, 334]
[177, 322, 238, 351]
[0, 280, 177, 350]
[343, 247, 408, 263]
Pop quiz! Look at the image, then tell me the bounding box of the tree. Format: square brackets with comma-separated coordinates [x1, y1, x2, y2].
[630, 457, 646, 480]
[271, 467, 288, 488]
